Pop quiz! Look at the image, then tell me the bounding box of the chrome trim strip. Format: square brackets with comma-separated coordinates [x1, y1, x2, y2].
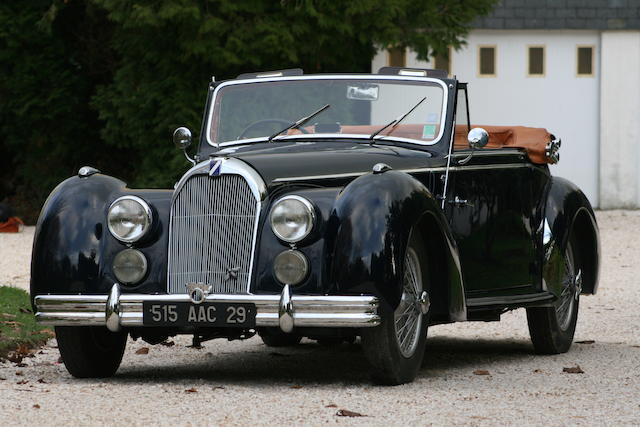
[450, 148, 526, 159]
[272, 171, 367, 182]
[271, 163, 529, 183]
[448, 163, 528, 172]
[34, 293, 380, 329]
[205, 75, 449, 148]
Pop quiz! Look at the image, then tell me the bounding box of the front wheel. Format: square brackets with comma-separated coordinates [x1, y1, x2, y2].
[527, 240, 582, 354]
[55, 326, 127, 378]
[361, 230, 430, 385]
[257, 327, 302, 347]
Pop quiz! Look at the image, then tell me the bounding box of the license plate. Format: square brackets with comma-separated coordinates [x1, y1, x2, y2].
[142, 302, 256, 327]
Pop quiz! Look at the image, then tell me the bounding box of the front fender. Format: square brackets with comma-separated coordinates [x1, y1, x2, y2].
[30, 174, 172, 307]
[544, 177, 600, 295]
[328, 170, 465, 319]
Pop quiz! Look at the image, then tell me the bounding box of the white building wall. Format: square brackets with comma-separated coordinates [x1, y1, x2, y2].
[599, 31, 640, 209]
[372, 30, 601, 207]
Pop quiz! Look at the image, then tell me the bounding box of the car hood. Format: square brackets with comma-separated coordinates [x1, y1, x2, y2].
[216, 140, 447, 185]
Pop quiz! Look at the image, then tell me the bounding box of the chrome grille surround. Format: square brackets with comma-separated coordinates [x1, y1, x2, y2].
[167, 158, 267, 295]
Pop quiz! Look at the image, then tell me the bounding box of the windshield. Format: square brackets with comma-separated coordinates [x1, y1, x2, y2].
[207, 77, 447, 146]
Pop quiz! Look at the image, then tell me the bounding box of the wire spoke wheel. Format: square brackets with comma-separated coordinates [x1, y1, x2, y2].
[555, 242, 581, 331]
[394, 247, 424, 358]
[527, 236, 582, 355]
[361, 229, 429, 385]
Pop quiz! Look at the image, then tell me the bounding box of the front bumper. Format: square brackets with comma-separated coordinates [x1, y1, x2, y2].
[34, 284, 380, 333]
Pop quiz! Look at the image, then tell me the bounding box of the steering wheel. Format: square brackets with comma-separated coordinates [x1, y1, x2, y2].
[237, 118, 310, 140]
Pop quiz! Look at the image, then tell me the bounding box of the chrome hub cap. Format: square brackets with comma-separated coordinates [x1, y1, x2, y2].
[556, 244, 580, 331]
[394, 247, 425, 358]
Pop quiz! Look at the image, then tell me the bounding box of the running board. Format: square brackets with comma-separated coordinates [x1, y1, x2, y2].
[466, 292, 556, 311]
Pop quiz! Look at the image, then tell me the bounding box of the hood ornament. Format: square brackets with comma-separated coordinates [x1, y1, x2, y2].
[185, 282, 212, 304]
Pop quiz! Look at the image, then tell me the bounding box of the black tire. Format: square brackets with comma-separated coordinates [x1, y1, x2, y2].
[257, 328, 302, 347]
[55, 326, 127, 378]
[361, 229, 430, 385]
[527, 240, 581, 354]
[316, 337, 344, 346]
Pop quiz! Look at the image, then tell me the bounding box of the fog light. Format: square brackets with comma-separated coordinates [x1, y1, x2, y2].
[273, 250, 308, 285]
[113, 249, 147, 285]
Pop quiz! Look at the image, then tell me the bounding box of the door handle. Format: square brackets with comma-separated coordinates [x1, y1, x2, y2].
[448, 196, 473, 207]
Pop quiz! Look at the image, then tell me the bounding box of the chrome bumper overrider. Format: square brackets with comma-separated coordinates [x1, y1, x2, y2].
[34, 284, 380, 333]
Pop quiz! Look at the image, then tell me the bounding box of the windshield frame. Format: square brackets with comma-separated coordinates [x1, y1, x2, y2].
[205, 74, 450, 148]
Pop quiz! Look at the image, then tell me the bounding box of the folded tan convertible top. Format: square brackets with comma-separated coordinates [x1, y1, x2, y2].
[454, 125, 553, 164]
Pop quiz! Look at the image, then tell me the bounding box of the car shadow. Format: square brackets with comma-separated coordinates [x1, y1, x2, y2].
[109, 335, 538, 386]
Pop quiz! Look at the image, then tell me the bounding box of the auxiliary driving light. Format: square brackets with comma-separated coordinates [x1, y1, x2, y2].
[273, 250, 309, 285]
[113, 248, 148, 285]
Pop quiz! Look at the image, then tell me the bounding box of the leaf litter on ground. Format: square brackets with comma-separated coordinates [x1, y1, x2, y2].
[336, 409, 366, 417]
[563, 365, 584, 374]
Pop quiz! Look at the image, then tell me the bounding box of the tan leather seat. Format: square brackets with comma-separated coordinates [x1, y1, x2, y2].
[454, 125, 552, 164]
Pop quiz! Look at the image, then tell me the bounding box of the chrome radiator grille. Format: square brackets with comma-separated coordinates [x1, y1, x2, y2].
[167, 173, 258, 294]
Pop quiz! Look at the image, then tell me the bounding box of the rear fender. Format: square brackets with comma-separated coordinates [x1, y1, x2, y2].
[544, 177, 600, 296]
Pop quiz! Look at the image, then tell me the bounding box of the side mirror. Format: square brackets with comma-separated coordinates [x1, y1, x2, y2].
[467, 127, 489, 150]
[173, 127, 195, 165]
[173, 127, 192, 150]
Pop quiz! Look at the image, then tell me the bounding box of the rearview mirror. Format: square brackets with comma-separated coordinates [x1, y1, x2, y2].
[467, 127, 489, 150]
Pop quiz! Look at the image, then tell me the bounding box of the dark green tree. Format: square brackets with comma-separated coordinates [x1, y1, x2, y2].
[0, 0, 496, 221]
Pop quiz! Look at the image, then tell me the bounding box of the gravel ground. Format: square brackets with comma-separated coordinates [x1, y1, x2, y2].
[0, 211, 639, 426]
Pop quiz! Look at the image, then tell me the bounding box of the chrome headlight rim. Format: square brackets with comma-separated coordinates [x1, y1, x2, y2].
[107, 195, 153, 244]
[112, 248, 148, 285]
[269, 195, 316, 243]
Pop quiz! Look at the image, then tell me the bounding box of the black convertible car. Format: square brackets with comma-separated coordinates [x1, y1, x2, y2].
[31, 68, 599, 385]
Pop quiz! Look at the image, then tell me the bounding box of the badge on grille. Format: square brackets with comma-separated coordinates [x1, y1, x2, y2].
[209, 159, 222, 176]
[185, 282, 212, 304]
[225, 267, 240, 282]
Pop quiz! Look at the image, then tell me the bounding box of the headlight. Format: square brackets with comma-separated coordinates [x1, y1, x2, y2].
[270, 195, 315, 243]
[113, 249, 147, 285]
[273, 250, 308, 285]
[107, 196, 152, 243]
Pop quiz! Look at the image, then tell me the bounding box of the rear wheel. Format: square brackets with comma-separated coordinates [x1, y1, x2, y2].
[257, 328, 302, 347]
[361, 230, 430, 385]
[55, 326, 127, 378]
[527, 240, 582, 354]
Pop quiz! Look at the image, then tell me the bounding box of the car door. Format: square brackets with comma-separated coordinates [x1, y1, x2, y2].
[446, 150, 541, 297]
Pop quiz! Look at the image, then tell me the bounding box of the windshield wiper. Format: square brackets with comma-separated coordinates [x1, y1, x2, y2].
[369, 97, 427, 142]
[268, 104, 331, 142]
